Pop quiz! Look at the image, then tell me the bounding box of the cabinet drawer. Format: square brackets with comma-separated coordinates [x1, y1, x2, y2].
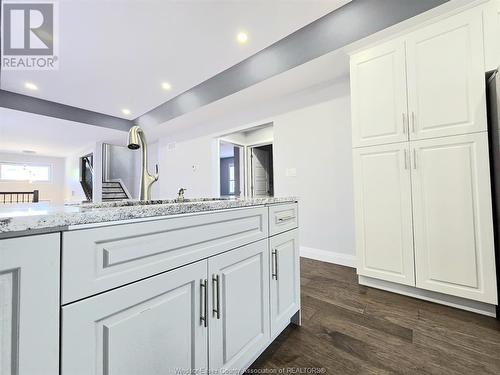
[62, 207, 268, 304]
[269, 203, 298, 236]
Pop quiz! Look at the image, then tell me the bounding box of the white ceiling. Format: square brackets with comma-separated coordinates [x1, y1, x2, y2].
[146, 48, 351, 142]
[0, 108, 126, 157]
[0, 49, 348, 159]
[144, 0, 472, 142]
[1, 0, 350, 119]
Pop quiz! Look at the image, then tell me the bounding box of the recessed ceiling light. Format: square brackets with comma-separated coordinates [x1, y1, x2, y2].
[25, 82, 38, 90]
[122, 108, 131, 116]
[237, 32, 248, 44]
[161, 82, 172, 91]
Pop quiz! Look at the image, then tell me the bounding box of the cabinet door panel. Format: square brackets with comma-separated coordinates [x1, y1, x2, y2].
[0, 234, 59, 375]
[269, 230, 300, 338]
[353, 143, 415, 285]
[351, 38, 408, 147]
[209, 239, 270, 372]
[484, 0, 500, 71]
[406, 8, 486, 140]
[411, 133, 497, 303]
[62, 260, 208, 375]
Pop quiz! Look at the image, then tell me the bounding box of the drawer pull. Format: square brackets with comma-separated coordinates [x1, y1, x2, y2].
[212, 274, 220, 319]
[200, 279, 208, 327]
[277, 215, 295, 223]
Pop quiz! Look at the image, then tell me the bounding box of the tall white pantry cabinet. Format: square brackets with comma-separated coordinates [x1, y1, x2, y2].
[350, 3, 498, 310]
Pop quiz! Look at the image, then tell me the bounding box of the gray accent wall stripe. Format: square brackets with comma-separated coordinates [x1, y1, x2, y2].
[0, 90, 133, 131]
[137, 0, 448, 127]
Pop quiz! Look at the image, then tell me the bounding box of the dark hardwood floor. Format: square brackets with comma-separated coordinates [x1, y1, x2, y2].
[250, 258, 500, 374]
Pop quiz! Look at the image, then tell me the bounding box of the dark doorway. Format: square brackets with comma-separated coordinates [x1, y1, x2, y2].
[250, 144, 274, 197]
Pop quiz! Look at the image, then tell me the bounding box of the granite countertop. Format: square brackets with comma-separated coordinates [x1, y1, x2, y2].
[0, 197, 297, 238]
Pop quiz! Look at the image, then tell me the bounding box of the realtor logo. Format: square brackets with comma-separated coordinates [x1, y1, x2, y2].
[1, 1, 59, 70]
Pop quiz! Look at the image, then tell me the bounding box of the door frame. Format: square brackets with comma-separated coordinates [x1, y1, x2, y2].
[247, 142, 273, 198]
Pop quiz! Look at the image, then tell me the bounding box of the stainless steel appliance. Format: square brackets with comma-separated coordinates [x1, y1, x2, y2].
[487, 68, 500, 318]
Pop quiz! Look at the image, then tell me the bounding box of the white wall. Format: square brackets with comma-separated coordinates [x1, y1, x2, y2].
[273, 97, 355, 258]
[242, 126, 274, 145]
[156, 79, 355, 260]
[159, 136, 218, 198]
[221, 125, 274, 146]
[0, 152, 65, 203]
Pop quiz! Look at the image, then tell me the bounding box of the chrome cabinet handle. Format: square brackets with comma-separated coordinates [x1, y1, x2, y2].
[272, 249, 279, 280]
[413, 149, 417, 170]
[277, 215, 294, 223]
[212, 274, 220, 319]
[411, 112, 416, 134]
[200, 279, 208, 327]
[404, 149, 408, 170]
[402, 113, 407, 135]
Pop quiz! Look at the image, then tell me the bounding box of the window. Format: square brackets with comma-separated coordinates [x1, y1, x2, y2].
[0, 163, 51, 182]
[229, 164, 235, 194]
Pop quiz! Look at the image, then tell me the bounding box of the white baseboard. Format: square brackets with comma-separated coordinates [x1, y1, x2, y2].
[300, 246, 356, 268]
[359, 275, 497, 317]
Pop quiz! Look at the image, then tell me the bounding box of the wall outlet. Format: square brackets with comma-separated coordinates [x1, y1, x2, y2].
[286, 168, 297, 177]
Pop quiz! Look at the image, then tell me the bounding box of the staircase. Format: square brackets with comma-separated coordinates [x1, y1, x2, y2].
[102, 181, 131, 201]
[80, 155, 94, 202]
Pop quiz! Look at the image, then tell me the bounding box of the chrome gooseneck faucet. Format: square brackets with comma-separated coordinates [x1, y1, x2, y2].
[127, 126, 159, 201]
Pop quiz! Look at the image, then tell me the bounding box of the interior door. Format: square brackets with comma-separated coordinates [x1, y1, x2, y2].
[350, 38, 409, 147]
[406, 8, 487, 140]
[62, 260, 208, 375]
[209, 239, 270, 372]
[269, 229, 300, 338]
[0, 234, 59, 375]
[411, 133, 497, 304]
[353, 142, 415, 286]
[251, 148, 270, 197]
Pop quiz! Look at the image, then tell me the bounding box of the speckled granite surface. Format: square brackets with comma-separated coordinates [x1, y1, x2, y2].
[0, 197, 297, 238]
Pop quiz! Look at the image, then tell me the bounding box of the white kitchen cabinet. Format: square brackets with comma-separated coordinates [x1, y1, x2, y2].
[350, 38, 409, 148]
[353, 143, 415, 286]
[0, 234, 59, 375]
[62, 260, 208, 375]
[351, 6, 487, 146]
[406, 8, 487, 140]
[208, 239, 270, 372]
[62, 207, 268, 304]
[484, 0, 500, 71]
[269, 229, 300, 338]
[411, 133, 497, 304]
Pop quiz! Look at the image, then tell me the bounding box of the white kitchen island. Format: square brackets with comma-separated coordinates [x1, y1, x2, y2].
[0, 198, 300, 375]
